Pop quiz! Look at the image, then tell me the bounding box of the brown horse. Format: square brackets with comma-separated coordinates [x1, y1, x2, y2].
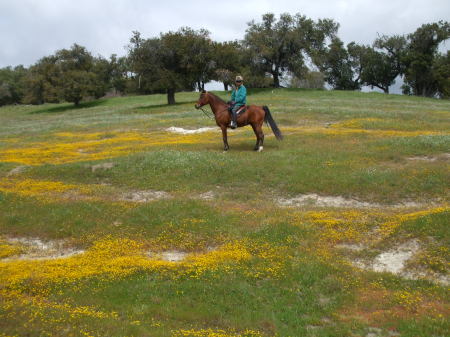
[195, 91, 283, 151]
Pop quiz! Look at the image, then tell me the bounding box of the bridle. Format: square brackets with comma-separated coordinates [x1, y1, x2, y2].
[196, 93, 230, 119]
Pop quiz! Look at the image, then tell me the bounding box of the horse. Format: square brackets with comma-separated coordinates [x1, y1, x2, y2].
[194, 90, 283, 151]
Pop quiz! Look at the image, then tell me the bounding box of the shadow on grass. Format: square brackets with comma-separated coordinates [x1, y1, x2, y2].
[245, 87, 327, 96]
[30, 99, 108, 114]
[132, 100, 197, 113]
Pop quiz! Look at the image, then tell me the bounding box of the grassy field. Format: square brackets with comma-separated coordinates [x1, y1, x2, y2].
[0, 89, 449, 337]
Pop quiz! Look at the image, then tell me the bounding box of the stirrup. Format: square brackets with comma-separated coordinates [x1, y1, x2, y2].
[230, 121, 237, 129]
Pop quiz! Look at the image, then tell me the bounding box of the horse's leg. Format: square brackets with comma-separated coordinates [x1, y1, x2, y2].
[221, 125, 229, 151]
[258, 123, 264, 151]
[251, 123, 263, 151]
[255, 123, 264, 152]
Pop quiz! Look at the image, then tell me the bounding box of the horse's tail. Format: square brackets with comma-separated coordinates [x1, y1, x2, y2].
[263, 106, 283, 140]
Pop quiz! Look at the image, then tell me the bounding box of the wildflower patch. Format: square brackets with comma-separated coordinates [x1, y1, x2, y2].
[0, 237, 290, 291]
[0, 177, 93, 201]
[0, 130, 219, 166]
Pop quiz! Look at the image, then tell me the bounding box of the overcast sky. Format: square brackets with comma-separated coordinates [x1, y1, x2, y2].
[1, 0, 449, 68]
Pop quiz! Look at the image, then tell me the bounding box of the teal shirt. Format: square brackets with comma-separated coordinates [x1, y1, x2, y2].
[231, 85, 247, 107]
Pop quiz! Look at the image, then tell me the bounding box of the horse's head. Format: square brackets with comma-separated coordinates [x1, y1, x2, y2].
[195, 90, 209, 109]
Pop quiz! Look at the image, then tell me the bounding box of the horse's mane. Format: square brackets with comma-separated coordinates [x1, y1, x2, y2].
[207, 92, 227, 105]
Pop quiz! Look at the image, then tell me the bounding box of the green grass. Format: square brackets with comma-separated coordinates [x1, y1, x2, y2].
[0, 89, 449, 337]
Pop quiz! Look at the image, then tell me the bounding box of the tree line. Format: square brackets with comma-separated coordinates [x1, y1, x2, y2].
[0, 13, 448, 106]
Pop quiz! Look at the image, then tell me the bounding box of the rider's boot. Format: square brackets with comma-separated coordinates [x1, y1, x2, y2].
[230, 111, 237, 129]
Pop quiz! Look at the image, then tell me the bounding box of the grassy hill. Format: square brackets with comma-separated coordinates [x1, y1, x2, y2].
[0, 89, 449, 337]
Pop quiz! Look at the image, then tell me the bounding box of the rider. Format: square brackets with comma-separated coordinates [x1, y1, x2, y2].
[229, 75, 246, 129]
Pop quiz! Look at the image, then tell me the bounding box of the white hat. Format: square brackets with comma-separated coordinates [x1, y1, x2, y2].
[235, 75, 243, 81]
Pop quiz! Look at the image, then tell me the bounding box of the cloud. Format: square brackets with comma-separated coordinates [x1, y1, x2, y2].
[0, 0, 449, 67]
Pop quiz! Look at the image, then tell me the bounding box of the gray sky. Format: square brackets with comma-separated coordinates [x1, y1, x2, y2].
[1, 0, 449, 68]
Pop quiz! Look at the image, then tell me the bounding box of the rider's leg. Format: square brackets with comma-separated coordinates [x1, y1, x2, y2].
[230, 106, 238, 129]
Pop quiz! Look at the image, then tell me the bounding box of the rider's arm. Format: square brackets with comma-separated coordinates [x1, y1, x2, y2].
[234, 86, 246, 105]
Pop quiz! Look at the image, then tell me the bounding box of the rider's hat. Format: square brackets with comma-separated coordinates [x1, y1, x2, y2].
[235, 75, 243, 82]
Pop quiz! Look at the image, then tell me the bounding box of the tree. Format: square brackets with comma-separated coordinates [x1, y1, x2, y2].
[357, 35, 409, 94]
[92, 56, 112, 98]
[109, 54, 129, 94]
[55, 44, 100, 105]
[289, 71, 324, 89]
[245, 13, 338, 87]
[182, 28, 215, 91]
[359, 48, 393, 93]
[212, 41, 242, 90]
[0, 65, 27, 106]
[23, 44, 105, 105]
[374, 35, 407, 76]
[320, 38, 361, 90]
[128, 28, 214, 104]
[127, 31, 156, 94]
[402, 21, 450, 97]
[59, 70, 98, 105]
[23, 55, 60, 104]
[432, 51, 450, 98]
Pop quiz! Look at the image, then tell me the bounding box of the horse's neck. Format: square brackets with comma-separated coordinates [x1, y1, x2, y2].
[209, 95, 227, 115]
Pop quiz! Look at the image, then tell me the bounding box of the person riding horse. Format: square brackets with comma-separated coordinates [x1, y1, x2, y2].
[194, 82, 283, 152]
[228, 76, 246, 129]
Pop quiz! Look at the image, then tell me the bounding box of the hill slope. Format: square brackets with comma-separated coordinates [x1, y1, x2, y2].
[0, 89, 449, 337]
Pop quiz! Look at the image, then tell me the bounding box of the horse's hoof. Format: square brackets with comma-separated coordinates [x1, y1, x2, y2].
[257, 146, 263, 152]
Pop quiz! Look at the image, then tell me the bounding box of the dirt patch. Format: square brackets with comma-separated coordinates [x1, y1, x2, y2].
[7, 165, 29, 177]
[402, 269, 450, 285]
[91, 162, 114, 172]
[277, 194, 427, 209]
[352, 240, 449, 285]
[335, 243, 366, 251]
[277, 194, 378, 208]
[146, 246, 218, 263]
[198, 191, 216, 200]
[147, 250, 188, 262]
[2, 237, 84, 261]
[407, 153, 450, 162]
[352, 241, 420, 275]
[166, 127, 217, 134]
[372, 240, 421, 274]
[121, 190, 170, 203]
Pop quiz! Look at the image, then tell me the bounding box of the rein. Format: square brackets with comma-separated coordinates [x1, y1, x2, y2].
[199, 106, 214, 119]
[198, 104, 229, 120]
[197, 93, 231, 120]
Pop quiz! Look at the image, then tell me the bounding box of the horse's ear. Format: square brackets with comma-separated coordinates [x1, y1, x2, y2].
[202, 90, 206, 93]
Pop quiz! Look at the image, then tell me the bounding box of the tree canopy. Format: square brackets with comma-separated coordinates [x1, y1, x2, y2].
[1, 16, 449, 107]
[128, 28, 214, 104]
[244, 13, 338, 87]
[402, 21, 450, 97]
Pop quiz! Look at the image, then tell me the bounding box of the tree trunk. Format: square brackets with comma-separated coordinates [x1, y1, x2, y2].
[167, 88, 176, 105]
[224, 83, 228, 91]
[374, 84, 389, 94]
[272, 69, 280, 88]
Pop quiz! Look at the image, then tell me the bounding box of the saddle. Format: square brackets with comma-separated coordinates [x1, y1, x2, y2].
[228, 105, 247, 116]
[236, 106, 247, 115]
